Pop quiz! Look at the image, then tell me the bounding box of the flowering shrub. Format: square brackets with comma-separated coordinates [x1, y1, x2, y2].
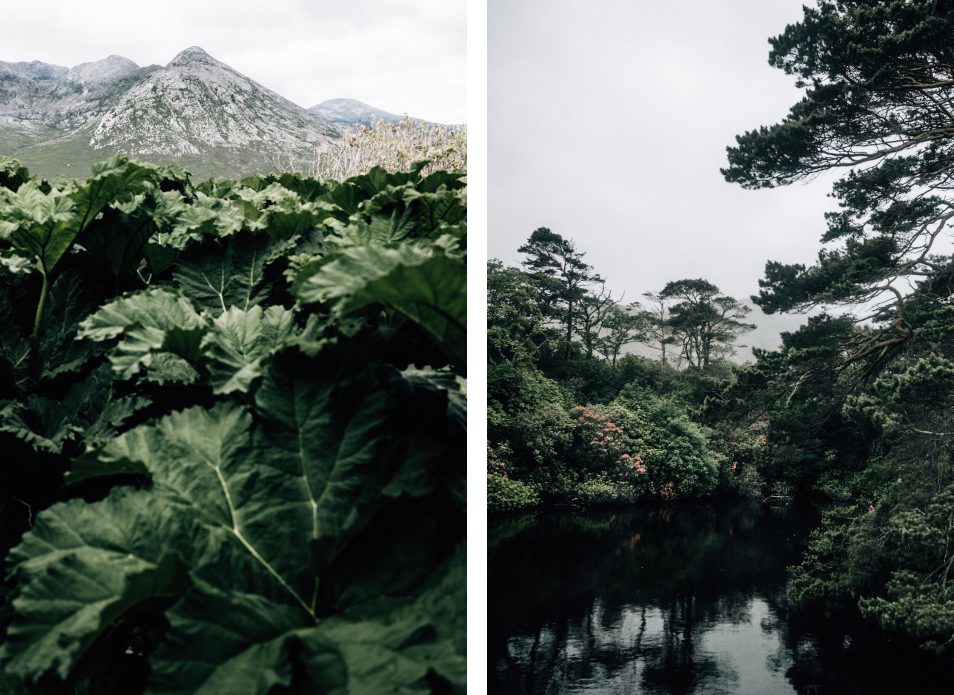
[488, 441, 514, 479]
[569, 404, 648, 492]
[571, 404, 631, 467]
[569, 395, 718, 500]
[711, 415, 773, 497]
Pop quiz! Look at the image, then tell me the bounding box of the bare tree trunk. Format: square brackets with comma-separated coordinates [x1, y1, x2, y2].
[564, 301, 573, 360]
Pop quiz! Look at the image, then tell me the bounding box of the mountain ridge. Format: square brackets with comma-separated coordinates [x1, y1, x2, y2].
[308, 98, 405, 128]
[87, 45, 339, 162]
[0, 47, 407, 178]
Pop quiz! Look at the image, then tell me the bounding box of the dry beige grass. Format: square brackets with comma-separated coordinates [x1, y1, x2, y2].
[312, 116, 466, 179]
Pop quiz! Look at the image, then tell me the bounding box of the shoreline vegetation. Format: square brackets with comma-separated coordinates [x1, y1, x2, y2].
[488, 234, 773, 516]
[490, 1, 954, 658]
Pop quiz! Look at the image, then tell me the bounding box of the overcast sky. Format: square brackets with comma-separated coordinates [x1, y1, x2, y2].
[1, 0, 466, 123]
[489, 0, 839, 355]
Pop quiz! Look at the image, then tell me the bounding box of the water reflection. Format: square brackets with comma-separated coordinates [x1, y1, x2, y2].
[489, 502, 954, 694]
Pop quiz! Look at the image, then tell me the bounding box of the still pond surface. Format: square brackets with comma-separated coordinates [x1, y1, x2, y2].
[489, 502, 954, 694]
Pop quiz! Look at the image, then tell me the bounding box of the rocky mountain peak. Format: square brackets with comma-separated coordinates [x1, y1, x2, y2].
[65, 55, 140, 86]
[0, 46, 414, 178]
[86, 45, 340, 167]
[0, 60, 68, 80]
[308, 98, 404, 128]
[167, 46, 217, 67]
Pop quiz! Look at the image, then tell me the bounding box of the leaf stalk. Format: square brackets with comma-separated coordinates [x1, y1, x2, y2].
[29, 265, 49, 379]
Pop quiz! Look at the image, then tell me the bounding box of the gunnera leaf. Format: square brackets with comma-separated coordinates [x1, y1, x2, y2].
[294, 245, 466, 367]
[0, 156, 30, 190]
[1, 158, 158, 274]
[76, 289, 206, 380]
[149, 548, 465, 694]
[202, 305, 297, 394]
[39, 269, 104, 379]
[0, 248, 33, 275]
[404, 185, 467, 239]
[401, 365, 466, 433]
[0, 182, 76, 273]
[172, 232, 278, 313]
[169, 191, 246, 242]
[0, 488, 190, 682]
[4, 377, 463, 692]
[0, 364, 147, 455]
[76, 200, 157, 279]
[252, 358, 405, 548]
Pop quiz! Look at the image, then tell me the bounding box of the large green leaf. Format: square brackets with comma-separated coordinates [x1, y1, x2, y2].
[38, 269, 104, 379]
[202, 305, 297, 394]
[77, 289, 206, 380]
[173, 233, 278, 313]
[0, 156, 30, 190]
[336, 208, 417, 246]
[403, 186, 467, 240]
[0, 157, 158, 274]
[0, 364, 148, 455]
[4, 376, 463, 691]
[74, 157, 161, 232]
[0, 269, 103, 384]
[401, 365, 467, 434]
[295, 245, 466, 366]
[148, 549, 465, 694]
[1, 488, 190, 681]
[0, 248, 34, 275]
[231, 182, 331, 241]
[253, 359, 404, 551]
[76, 198, 157, 279]
[146, 581, 307, 694]
[0, 182, 76, 273]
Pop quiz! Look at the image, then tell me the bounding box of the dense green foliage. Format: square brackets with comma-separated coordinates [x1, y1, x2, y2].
[488, 231, 760, 512]
[492, 0, 954, 655]
[721, 0, 954, 654]
[0, 156, 466, 692]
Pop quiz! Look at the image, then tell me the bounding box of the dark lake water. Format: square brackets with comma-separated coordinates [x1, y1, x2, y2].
[489, 502, 954, 694]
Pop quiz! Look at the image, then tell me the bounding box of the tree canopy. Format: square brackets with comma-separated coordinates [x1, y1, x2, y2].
[518, 227, 601, 360]
[722, 0, 954, 653]
[723, 0, 954, 352]
[658, 279, 755, 368]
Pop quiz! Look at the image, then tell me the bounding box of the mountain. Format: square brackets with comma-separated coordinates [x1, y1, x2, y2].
[0, 55, 155, 135]
[308, 98, 405, 128]
[0, 47, 342, 179]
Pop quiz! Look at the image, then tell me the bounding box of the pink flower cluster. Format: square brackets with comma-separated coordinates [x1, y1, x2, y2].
[487, 441, 513, 479]
[573, 405, 624, 448]
[621, 452, 647, 475]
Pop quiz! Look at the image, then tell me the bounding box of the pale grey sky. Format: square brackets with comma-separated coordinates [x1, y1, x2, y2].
[1, 0, 466, 123]
[489, 0, 838, 354]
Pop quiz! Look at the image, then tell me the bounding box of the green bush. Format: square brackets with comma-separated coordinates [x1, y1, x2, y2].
[574, 477, 635, 506]
[709, 416, 772, 498]
[790, 447, 954, 652]
[488, 362, 571, 486]
[487, 474, 541, 513]
[570, 388, 719, 500]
